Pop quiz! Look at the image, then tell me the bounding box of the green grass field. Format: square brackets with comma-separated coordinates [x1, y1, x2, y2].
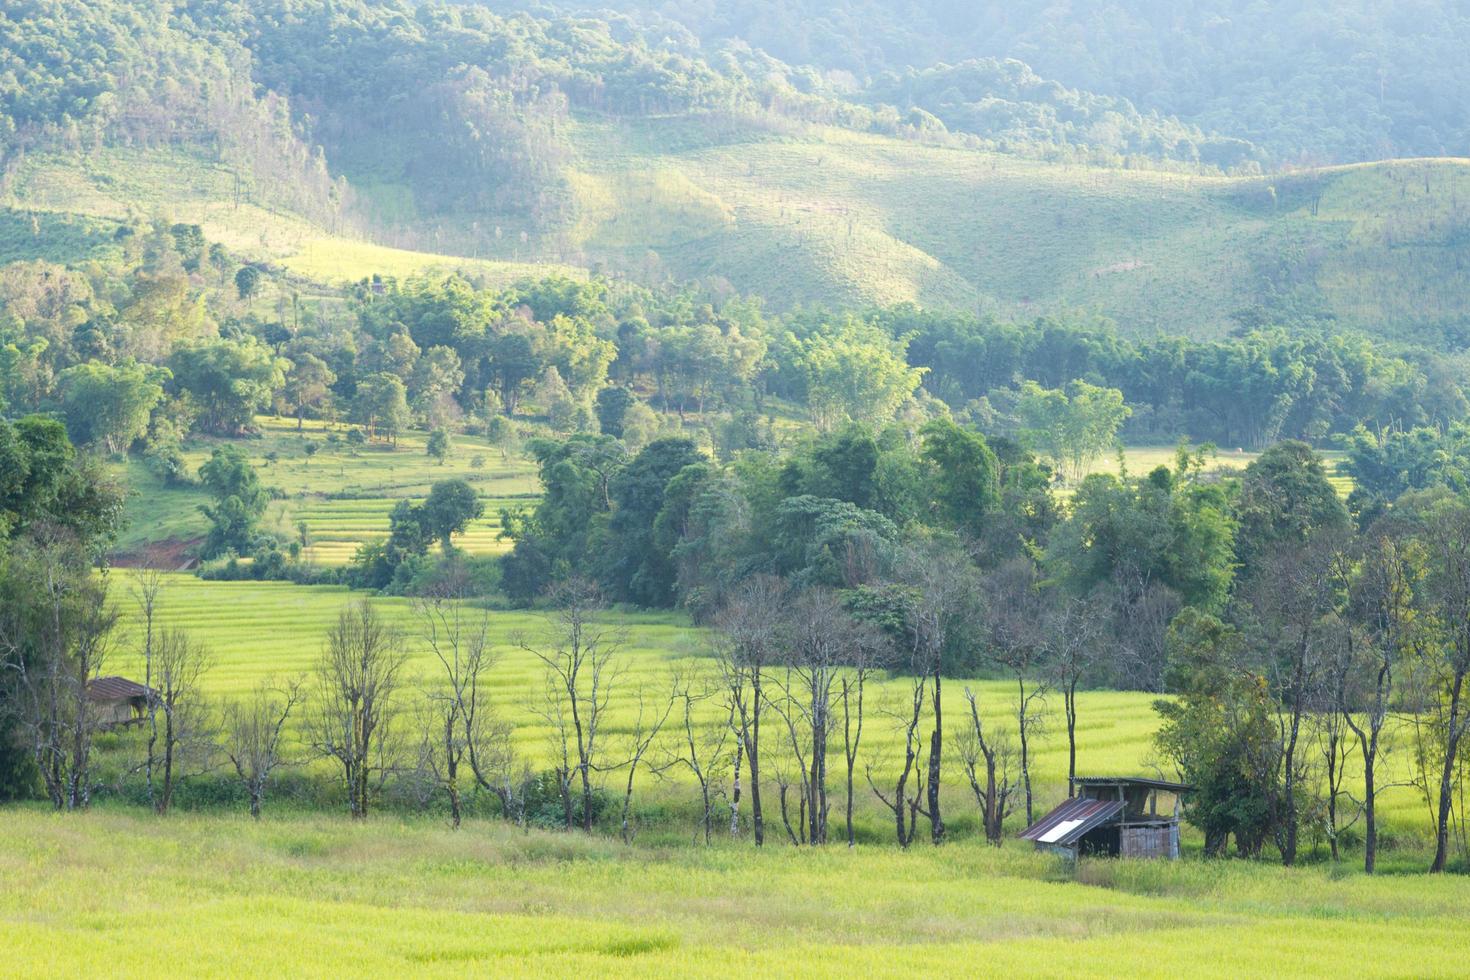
[1, 807, 1466, 976]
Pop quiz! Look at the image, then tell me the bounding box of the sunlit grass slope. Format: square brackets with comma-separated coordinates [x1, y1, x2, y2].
[1, 808, 1466, 976]
[11, 134, 1470, 341]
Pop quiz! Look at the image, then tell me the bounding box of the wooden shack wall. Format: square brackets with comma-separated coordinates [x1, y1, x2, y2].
[1119, 824, 1179, 859]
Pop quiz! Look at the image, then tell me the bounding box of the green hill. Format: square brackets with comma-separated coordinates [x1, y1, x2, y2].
[14, 127, 1470, 343]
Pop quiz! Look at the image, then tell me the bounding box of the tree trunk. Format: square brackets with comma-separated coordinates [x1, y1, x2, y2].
[1430, 672, 1466, 873]
[927, 670, 944, 844]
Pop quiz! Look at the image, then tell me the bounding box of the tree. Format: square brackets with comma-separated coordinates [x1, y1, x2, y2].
[1239, 532, 1343, 865]
[894, 542, 982, 843]
[198, 447, 268, 558]
[56, 360, 167, 453]
[421, 479, 483, 554]
[1044, 593, 1106, 791]
[714, 575, 787, 846]
[768, 588, 877, 845]
[595, 385, 633, 438]
[282, 352, 336, 430]
[353, 372, 411, 446]
[0, 529, 117, 810]
[791, 320, 925, 431]
[308, 603, 409, 819]
[152, 628, 214, 814]
[224, 677, 305, 819]
[1017, 379, 1131, 484]
[1406, 493, 1470, 872]
[1233, 440, 1348, 579]
[983, 556, 1050, 826]
[521, 578, 620, 831]
[426, 427, 450, 463]
[415, 576, 513, 829]
[604, 438, 705, 606]
[1154, 609, 1278, 857]
[169, 338, 287, 435]
[489, 332, 541, 416]
[1340, 526, 1412, 873]
[956, 687, 1017, 844]
[920, 417, 1000, 537]
[235, 265, 262, 300]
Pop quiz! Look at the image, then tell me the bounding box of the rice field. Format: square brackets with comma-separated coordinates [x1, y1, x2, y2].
[104, 572, 1438, 844]
[0, 807, 1465, 976]
[116, 416, 539, 565]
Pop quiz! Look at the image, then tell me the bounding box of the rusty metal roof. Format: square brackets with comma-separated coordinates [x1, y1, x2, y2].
[87, 676, 154, 702]
[1019, 796, 1125, 846]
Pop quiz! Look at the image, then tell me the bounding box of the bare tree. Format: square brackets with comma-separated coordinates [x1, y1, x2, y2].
[616, 681, 676, 842]
[521, 577, 621, 832]
[1410, 500, 1470, 873]
[129, 567, 164, 811]
[662, 669, 731, 844]
[865, 669, 928, 847]
[769, 588, 869, 846]
[224, 676, 305, 819]
[956, 686, 1017, 845]
[1045, 592, 1105, 793]
[894, 543, 981, 845]
[308, 602, 409, 819]
[713, 575, 787, 845]
[152, 627, 214, 814]
[984, 557, 1050, 826]
[1, 532, 116, 811]
[415, 578, 510, 829]
[840, 623, 888, 847]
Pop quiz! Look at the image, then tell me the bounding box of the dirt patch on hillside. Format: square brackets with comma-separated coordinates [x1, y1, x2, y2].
[111, 537, 204, 572]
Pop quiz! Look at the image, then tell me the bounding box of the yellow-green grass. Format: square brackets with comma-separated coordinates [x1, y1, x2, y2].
[1, 807, 1466, 976]
[115, 417, 538, 564]
[279, 236, 586, 287]
[107, 573, 1435, 839]
[1087, 446, 1352, 496]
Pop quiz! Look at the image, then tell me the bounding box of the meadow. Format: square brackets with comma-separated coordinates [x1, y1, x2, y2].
[1, 807, 1466, 976]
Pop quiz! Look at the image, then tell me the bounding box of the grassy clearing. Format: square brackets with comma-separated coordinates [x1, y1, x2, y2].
[0, 807, 1465, 976]
[114, 417, 538, 563]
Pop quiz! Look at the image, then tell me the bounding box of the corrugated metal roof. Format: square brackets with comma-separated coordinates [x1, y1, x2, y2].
[1019, 797, 1124, 845]
[1071, 775, 1192, 792]
[87, 676, 154, 702]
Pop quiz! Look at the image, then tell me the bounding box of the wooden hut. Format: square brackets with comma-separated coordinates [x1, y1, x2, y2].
[86, 676, 156, 730]
[1019, 776, 1190, 860]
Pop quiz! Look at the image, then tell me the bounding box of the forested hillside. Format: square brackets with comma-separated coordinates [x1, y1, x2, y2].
[516, 0, 1470, 163]
[5, 0, 1470, 341]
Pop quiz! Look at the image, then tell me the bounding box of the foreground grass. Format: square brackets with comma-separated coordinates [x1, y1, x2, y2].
[0, 807, 1465, 976]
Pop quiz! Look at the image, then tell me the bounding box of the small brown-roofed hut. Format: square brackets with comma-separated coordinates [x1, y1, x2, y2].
[1019, 776, 1190, 860]
[87, 676, 156, 730]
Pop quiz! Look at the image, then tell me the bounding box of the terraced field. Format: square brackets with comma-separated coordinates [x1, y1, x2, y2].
[116, 417, 539, 565]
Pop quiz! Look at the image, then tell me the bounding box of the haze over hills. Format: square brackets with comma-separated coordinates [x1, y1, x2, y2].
[4, 0, 1470, 342]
